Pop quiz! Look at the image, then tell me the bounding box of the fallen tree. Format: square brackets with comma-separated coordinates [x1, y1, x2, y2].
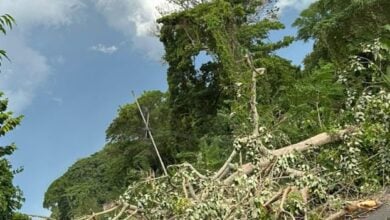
[223, 127, 354, 185]
[69, 1, 390, 218]
[75, 127, 357, 220]
[75, 115, 383, 219]
[75, 44, 389, 218]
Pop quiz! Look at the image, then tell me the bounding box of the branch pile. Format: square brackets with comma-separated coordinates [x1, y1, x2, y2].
[77, 61, 389, 219]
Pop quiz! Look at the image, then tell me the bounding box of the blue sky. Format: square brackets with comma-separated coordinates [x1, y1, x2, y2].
[0, 0, 315, 216]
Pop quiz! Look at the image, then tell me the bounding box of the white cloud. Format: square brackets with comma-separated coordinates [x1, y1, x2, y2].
[0, 0, 84, 31]
[0, 0, 170, 112]
[53, 55, 66, 65]
[0, 31, 51, 113]
[93, 0, 174, 60]
[51, 97, 63, 105]
[275, 0, 318, 13]
[90, 44, 118, 54]
[0, 0, 83, 112]
[94, 0, 167, 37]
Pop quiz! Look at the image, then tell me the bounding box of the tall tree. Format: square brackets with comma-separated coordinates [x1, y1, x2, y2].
[158, 0, 294, 158]
[293, 0, 390, 70]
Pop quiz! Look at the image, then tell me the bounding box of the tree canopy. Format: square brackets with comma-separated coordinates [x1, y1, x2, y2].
[293, 0, 390, 70]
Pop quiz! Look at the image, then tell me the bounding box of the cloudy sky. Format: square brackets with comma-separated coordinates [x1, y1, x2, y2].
[0, 0, 316, 216]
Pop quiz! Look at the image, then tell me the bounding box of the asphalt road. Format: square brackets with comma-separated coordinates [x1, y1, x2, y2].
[363, 203, 390, 220]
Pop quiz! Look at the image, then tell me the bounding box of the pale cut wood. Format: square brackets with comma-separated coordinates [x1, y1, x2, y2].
[223, 128, 354, 184]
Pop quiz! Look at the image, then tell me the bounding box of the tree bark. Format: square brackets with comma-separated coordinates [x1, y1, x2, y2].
[223, 128, 354, 184]
[272, 128, 353, 156]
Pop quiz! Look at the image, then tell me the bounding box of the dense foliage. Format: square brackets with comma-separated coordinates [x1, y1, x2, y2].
[44, 0, 389, 219]
[158, 0, 294, 156]
[103, 38, 388, 220]
[293, 0, 390, 70]
[0, 93, 24, 219]
[44, 91, 171, 218]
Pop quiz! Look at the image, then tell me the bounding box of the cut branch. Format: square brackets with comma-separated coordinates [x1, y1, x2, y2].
[182, 177, 189, 198]
[301, 187, 309, 220]
[278, 186, 292, 216]
[272, 128, 354, 156]
[223, 162, 259, 184]
[264, 189, 284, 208]
[324, 210, 347, 220]
[187, 180, 198, 200]
[286, 168, 305, 177]
[168, 162, 207, 179]
[223, 128, 355, 184]
[123, 210, 138, 220]
[213, 150, 237, 180]
[27, 214, 56, 220]
[75, 205, 120, 220]
[112, 203, 130, 220]
[325, 199, 382, 220]
[218, 163, 234, 180]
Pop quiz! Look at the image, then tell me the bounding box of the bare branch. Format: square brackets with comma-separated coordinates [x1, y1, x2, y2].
[168, 162, 207, 179]
[286, 168, 305, 177]
[187, 180, 198, 200]
[75, 205, 120, 220]
[213, 150, 237, 180]
[26, 214, 56, 220]
[123, 210, 138, 220]
[324, 210, 347, 220]
[112, 203, 130, 220]
[182, 177, 189, 198]
[264, 189, 284, 208]
[277, 186, 292, 218]
[301, 187, 309, 220]
[223, 128, 355, 184]
[272, 128, 354, 156]
[223, 162, 258, 184]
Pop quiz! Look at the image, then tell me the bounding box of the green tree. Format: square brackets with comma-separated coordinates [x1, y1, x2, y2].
[0, 14, 14, 67]
[12, 213, 31, 220]
[293, 0, 390, 70]
[158, 0, 294, 159]
[0, 13, 25, 220]
[44, 91, 172, 219]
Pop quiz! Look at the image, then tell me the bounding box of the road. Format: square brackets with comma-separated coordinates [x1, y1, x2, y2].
[363, 203, 390, 220]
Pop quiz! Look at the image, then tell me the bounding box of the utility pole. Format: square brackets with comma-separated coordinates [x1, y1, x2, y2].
[131, 91, 168, 176]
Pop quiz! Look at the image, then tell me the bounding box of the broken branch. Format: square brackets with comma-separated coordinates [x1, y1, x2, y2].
[223, 128, 355, 184]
